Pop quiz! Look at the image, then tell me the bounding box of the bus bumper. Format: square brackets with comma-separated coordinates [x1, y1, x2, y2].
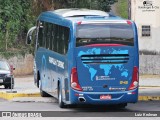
[69, 89, 138, 105]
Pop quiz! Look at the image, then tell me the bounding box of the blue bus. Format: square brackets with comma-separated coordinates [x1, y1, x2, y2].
[26, 9, 139, 108]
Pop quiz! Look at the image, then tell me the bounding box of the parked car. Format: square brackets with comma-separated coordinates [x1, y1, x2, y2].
[0, 61, 15, 89]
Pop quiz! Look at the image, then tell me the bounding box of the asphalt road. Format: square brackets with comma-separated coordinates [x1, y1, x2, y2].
[0, 98, 160, 112]
[0, 98, 159, 119]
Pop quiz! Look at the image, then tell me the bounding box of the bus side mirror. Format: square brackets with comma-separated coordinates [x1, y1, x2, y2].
[26, 26, 36, 45]
[27, 35, 32, 44]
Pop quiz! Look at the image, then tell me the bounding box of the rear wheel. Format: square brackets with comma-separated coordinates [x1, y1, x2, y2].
[37, 73, 40, 88]
[116, 103, 127, 108]
[40, 80, 51, 97]
[58, 84, 65, 108]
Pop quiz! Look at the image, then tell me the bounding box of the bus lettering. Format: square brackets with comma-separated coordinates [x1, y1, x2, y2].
[49, 57, 64, 69]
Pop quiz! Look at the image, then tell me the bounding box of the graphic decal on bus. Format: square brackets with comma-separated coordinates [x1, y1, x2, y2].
[78, 48, 129, 81]
[49, 57, 64, 69]
[42, 55, 47, 85]
[42, 55, 46, 74]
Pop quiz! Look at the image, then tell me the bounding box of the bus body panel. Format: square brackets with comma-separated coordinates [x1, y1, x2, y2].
[75, 46, 135, 92]
[68, 22, 139, 105]
[70, 88, 138, 105]
[36, 47, 70, 99]
[31, 9, 139, 106]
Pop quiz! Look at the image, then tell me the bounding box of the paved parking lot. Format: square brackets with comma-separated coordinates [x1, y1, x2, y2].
[0, 75, 160, 101]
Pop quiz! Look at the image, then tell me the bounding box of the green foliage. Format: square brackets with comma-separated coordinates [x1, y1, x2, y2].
[55, 0, 117, 12]
[0, 0, 35, 51]
[116, 0, 128, 19]
[0, 0, 117, 56]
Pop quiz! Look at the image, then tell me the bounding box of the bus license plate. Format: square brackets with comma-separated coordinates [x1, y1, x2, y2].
[100, 95, 112, 100]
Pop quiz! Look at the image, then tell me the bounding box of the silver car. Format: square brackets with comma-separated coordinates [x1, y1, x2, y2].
[0, 61, 15, 89]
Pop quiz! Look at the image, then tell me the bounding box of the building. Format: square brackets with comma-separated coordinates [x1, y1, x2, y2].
[129, 0, 160, 53]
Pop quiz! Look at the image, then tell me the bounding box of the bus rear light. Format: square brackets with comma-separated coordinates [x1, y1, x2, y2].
[77, 21, 82, 25]
[71, 67, 83, 91]
[74, 93, 79, 96]
[128, 66, 139, 90]
[127, 20, 132, 25]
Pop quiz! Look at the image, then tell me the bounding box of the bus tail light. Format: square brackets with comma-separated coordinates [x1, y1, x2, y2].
[127, 20, 132, 25]
[71, 67, 83, 91]
[128, 66, 139, 90]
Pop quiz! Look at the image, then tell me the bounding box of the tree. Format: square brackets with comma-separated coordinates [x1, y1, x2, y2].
[32, 0, 118, 12]
[0, 0, 117, 52]
[0, 0, 34, 51]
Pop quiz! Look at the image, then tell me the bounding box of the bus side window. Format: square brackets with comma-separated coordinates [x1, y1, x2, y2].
[54, 24, 59, 52]
[46, 23, 50, 49]
[38, 22, 43, 47]
[47, 23, 52, 50]
[43, 22, 70, 55]
[43, 22, 47, 48]
[56, 26, 70, 55]
[64, 27, 69, 54]
[49, 24, 53, 50]
[51, 24, 56, 51]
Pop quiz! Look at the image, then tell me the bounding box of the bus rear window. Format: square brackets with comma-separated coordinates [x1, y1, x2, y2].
[76, 24, 134, 47]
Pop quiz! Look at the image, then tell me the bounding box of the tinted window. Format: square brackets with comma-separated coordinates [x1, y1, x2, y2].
[76, 24, 134, 46]
[39, 21, 70, 55]
[38, 22, 43, 47]
[0, 61, 10, 71]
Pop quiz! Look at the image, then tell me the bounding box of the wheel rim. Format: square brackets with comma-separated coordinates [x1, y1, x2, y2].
[58, 88, 62, 104]
[39, 80, 41, 88]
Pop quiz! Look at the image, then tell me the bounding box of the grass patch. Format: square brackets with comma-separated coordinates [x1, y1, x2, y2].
[116, 0, 128, 19]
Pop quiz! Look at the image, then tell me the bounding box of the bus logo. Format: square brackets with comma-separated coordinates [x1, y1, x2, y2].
[96, 76, 115, 80]
[120, 81, 128, 85]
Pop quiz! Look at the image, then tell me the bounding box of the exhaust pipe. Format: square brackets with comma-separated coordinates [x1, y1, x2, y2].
[79, 97, 86, 102]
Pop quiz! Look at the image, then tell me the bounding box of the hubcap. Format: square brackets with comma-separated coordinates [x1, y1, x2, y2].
[59, 89, 61, 104]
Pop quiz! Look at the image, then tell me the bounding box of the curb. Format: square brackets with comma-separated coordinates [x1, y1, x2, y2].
[138, 96, 160, 101]
[0, 92, 160, 101]
[0, 92, 40, 100]
[139, 86, 160, 88]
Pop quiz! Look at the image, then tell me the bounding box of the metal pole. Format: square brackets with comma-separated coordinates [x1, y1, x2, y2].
[6, 75, 17, 93]
[128, 0, 131, 20]
[11, 75, 12, 92]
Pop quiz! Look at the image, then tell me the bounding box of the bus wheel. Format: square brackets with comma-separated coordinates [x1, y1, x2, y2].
[40, 81, 50, 97]
[117, 103, 127, 108]
[58, 85, 65, 108]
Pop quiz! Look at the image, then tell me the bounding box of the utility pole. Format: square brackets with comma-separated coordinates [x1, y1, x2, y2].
[128, 0, 131, 20]
[5, 29, 8, 50]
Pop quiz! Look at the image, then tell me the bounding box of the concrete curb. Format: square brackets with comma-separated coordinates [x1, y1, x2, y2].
[0, 92, 160, 101]
[140, 86, 160, 88]
[0, 92, 40, 100]
[138, 96, 160, 101]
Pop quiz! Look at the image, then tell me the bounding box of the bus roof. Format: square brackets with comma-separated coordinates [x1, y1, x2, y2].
[53, 9, 109, 17]
[38, 9, 128, 26]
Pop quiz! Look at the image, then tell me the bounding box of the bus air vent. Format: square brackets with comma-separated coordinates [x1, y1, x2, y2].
[81, 54, 129, 64]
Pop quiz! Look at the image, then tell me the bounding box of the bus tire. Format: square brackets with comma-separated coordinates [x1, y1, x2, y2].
[37, 72, 40, 88]
[117, 103, 127, 108]
[40, 80, 51, 97]
[58, 84, 65, 108]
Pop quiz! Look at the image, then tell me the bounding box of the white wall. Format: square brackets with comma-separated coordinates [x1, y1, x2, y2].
[131, 0, 160, 52]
